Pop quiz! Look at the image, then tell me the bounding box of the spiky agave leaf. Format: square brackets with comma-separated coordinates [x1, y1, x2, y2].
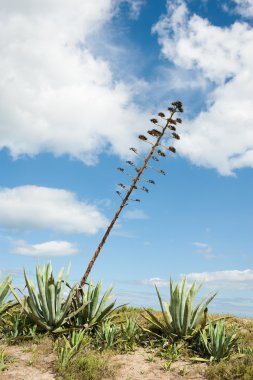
[0, 276, 17, 315]
[144, 277, 216, 340]
[57, 329, 89, 368]
[72, 280, 122, 329]
[10, 263, 87, 332]
[200, 319, 237, 361]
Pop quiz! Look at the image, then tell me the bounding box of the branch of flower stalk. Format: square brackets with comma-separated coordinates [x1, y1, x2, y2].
[79, 102, 183, 288]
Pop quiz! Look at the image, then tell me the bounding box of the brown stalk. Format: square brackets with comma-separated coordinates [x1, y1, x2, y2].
[79, 103, 182, 288]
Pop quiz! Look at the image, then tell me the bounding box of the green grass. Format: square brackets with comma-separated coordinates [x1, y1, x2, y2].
[58, 349, 117, 380]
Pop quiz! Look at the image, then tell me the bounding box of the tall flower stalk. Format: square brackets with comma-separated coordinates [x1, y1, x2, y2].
[80, 101, 184, 287]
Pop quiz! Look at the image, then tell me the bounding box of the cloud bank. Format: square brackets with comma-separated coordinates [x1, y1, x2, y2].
[153, 0, 253, 175]
[0, 0, 146, 165]
[1, 0, 253, 176]
[143, 269, 253, 290]
[185, 269, 253, 289]
[0, 186, 108, 234]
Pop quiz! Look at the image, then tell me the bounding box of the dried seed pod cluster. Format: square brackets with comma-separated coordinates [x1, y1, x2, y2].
[116, 100, 183, 202]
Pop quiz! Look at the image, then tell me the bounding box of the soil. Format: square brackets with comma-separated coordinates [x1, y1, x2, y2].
[0, 338, 57, 380]
[107, 348, 206, 380]
[0, 341, 206, 380]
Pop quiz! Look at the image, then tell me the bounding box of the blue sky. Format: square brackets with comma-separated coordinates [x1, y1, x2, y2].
[0, 0, 253, 316]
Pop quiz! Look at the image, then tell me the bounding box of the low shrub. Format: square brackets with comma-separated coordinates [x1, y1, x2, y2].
[205, 354, 253, 380]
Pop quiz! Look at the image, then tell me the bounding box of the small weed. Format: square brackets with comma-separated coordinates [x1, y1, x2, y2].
[146, 353, 155, 362]
[159, 342, 181, 362]
[0, 349, 7, 371]
[159, 342, 182, 372]
[26, 346, 38, 367]
[144, 339, 157, 353]
[162, 360, 172, 371]
[178, 366, 189, 376]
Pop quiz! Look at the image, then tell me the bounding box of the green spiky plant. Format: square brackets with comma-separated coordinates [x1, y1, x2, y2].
[144, 277, 217, 340]
[1, 309, 37, 341]
[200, 319, 237, 361]
[0, 276, 16, 316]
[72, 280, 121, 330]
[10, 263, 87, 333]
[57, 330, 90, 368]
[96, 320, 119, 349]
[119, 316, 141, 351]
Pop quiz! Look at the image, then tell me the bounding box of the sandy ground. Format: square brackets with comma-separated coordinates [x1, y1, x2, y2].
[0, 338, 57, 380]
[106, 348, 206, 380]
[1, 342, 206, 380]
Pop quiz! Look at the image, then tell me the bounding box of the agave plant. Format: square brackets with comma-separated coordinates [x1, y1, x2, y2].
[10, 263, 87, 332]
[144, 277, 217, 340]
[119, 316, 141, 351]
[96, 320, 119, 349]
[0, 276, 16, 316]
[72, 280, 121, 329]
[200, 319, 237, 361]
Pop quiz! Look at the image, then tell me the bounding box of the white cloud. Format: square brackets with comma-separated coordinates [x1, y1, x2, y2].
[233, 0, 253, 17]
[185, 269, 253, 289]
[153, 0, 253, 175]
[125, 0, 145, 19]
[142, 277, 170, 287]
[143, 269, 253, 289]
[0, 186, 108, 234]
[193, 241, 214, 258]
[123, 209, 148, 219]
[0, 0, 146, 165]
[13, 240, 78, 256]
